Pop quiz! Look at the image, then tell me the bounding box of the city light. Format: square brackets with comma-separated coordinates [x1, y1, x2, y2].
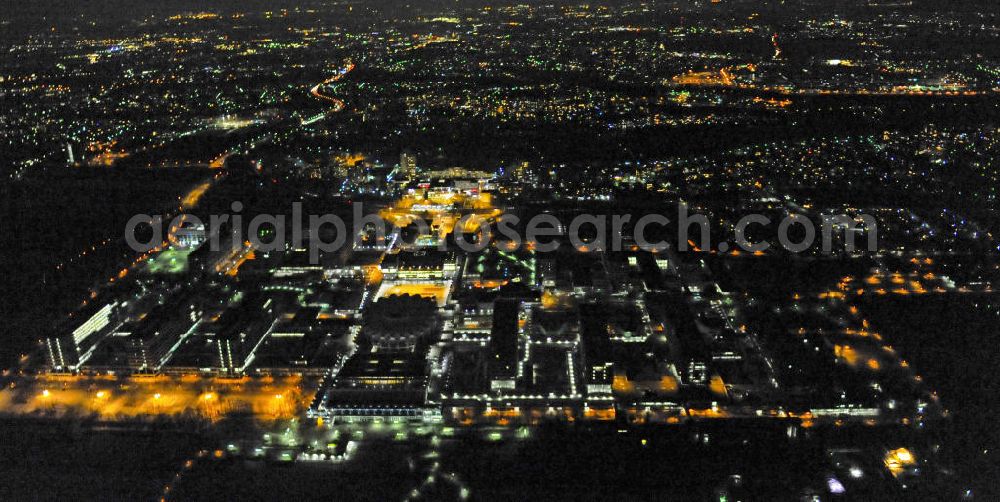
[4, 0, 993, 498]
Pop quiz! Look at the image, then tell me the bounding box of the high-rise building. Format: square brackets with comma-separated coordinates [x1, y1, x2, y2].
[400, 150, 417, 180]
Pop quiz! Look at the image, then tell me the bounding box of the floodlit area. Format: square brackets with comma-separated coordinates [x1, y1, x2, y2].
[0, 374, 317, 422]
[376, 282, 451, 306]
[181, 181, 212, 209]
[379, 189, 502, 237]
[144, 247, 193, 275]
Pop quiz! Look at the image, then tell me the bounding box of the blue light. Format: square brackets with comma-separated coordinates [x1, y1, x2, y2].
[827, 477, 846, 494]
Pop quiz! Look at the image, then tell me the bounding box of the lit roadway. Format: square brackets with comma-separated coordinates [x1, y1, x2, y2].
[670, 64, 991, 97]
[309, 61, 355, 112]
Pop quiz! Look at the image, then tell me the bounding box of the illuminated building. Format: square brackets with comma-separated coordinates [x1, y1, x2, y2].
[581, 303, 614, 396]
[450, 303, 494, 343]
[45, 301, 121, 371]
[399, 150, 417, 180]
[124, 299, 199, 372]
[362, 294, 438, 350]
[488, 299, 519, 391]
[188, 226, 251, 276]
[312, 348, 436, 422]
[173, 220, 207, 249]
[380, 250, 458, 281]
[215, 294, 281, 376]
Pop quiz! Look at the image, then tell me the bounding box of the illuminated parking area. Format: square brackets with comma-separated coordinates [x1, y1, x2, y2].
[0, 374, 317, 423]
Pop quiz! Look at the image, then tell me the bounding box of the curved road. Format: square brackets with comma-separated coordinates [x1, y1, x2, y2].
[309, 61, 355, 112]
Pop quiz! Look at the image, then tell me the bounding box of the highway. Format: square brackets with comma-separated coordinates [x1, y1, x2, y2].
[308, 61, 355, 113]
